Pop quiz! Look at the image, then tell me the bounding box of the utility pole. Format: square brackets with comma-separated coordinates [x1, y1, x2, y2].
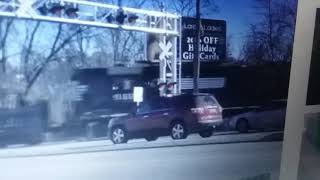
[193, 0, 201, 94]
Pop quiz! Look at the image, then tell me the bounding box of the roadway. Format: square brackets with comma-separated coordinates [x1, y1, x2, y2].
[0, 131, 283, 180]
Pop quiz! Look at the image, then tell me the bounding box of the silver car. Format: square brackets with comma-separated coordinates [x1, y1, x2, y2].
[229, 101, 287, 133]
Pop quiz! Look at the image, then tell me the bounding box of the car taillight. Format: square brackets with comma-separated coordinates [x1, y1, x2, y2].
[208, 108, 218, 114]
[191, 107, 205, 114]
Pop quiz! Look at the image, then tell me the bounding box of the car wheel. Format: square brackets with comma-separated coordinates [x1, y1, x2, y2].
[170, 121, 187, 140]
[110, 126, 128, 144]
[199, 129, 213, 138]
[236, 119, 250, 133]
[145, 136, 158, 142]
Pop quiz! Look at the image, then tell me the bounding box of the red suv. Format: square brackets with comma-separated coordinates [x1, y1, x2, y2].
[108, 94, 223, 144]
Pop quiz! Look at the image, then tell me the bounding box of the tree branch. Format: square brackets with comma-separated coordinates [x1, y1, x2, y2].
[25, 25, 88, 96]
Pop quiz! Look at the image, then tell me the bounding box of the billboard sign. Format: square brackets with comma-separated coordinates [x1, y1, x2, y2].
[181, 17, 226, 62]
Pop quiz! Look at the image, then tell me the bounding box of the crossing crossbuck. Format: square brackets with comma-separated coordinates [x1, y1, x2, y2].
[159, 40, 173, 61]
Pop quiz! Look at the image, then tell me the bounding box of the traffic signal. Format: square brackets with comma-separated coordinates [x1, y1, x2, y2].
[65, 3, 79, 18]
[38, 4, 48, 15]
[166, 82, 177, 93]
[37, 2, 79, 18]
[128, 14, 139, 24]
[104, 10, 139, 25]
[48, 2, 64, 16]
[158, 81, 177, 96]
[106, 14, 115, 23]
[158, 82, 167, 96]
[115, 9, 127, 24]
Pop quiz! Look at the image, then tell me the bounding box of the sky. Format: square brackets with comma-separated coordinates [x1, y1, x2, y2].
[213, 0, 257, 58]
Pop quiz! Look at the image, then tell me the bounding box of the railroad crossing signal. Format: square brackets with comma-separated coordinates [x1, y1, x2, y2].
[159, 40, 173, 61]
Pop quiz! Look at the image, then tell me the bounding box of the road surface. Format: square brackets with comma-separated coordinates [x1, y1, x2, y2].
[0, 131, 283, 157]
[0, 141, 282, 180]
[0, 131, 283, 180]
[298, 134, 320, 180]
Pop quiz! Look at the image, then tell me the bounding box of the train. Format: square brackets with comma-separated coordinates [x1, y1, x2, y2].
[0, 62, 291, 144]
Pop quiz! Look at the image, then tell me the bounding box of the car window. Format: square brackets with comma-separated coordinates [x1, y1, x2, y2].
[207, 96, 218, 105]
[148, 98, 167, 110]
[171, 96, 194, 109]
[196, 96, 217, 107]
[136, 103, 151, 114]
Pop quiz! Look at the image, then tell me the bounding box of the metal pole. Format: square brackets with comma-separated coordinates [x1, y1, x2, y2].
[159, 2, 166, 97]
[178, 18, 182, 94]
[114, 0, 122, 64]
[193, 0, 200, 93]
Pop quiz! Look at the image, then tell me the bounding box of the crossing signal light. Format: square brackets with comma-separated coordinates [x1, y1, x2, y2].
[167, 82, 177, 92]
[158, 82, 167, 89]
[37, 2, 78, 18]
[128, 14, 139, 24]
[38, 4, 48, 15]
[106, 12, 139, 25]
[106, 14, 115, 23]
[65, 3, 79, 18]
[116, 9, 127, 24]
[48, 2, 64, 16]
[158, 82, 177, 96]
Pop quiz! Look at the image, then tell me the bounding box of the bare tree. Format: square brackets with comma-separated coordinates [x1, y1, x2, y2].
[0, 18, 14, 73]
[151, 0, 218, 17]
[241, 25, 266, 64]
[107, 29, 144, 65]
[225, 34, 235, 61]
[76, 27, 90, 66]
[22, 23, 88, 97]
[21, 21, 41, 80]
[241, 0, 297, 63]
[62, 26, 98, 68]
